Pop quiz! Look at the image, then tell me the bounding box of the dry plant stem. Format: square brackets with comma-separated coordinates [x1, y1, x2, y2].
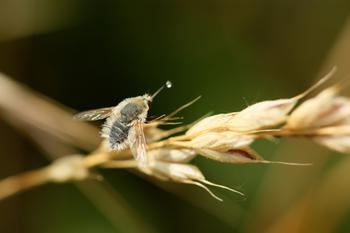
[0, 139, 182, 201]
[252, 127, 350, 138]
[101, 160, 138, 168]
[0, 168, 49, 200]
[181, 125, 350, 141]
[83, 151, 113, 168]
[83, 140, 185, 168]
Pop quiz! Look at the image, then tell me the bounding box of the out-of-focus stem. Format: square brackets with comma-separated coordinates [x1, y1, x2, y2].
[0, 168, 49, 200]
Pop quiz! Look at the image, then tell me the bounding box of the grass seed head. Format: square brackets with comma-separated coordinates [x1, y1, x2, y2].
[140, 160, 243, 201]
[286, 88, 340, 129]
[196, 147, 261, 163]
[147, 161, 205, 182]
[47, 155, 89, 183]
[189, 131, 254, 151]
[186, 113, 237, 135]
[149, 148, 196, 163]
[227, 98, 298, 132]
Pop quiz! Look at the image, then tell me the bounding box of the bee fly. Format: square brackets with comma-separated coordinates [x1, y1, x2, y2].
[74, 81, 172, 166]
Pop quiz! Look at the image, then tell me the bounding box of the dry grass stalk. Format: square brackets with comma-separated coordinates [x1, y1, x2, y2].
[1, 66, 350, 202]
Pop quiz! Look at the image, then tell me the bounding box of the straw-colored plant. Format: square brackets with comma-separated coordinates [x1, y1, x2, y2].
[1, 66, 349, 202]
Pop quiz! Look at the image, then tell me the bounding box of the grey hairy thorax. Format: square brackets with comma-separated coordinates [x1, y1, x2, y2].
[120, 103, 143, 124]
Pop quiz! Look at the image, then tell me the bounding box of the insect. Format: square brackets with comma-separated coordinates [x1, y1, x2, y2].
[74, 81, 172, 166]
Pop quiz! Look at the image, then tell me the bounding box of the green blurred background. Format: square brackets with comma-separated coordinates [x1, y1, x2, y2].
[1, 1, 350, 233]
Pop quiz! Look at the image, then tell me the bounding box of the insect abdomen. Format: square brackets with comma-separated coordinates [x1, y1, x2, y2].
[109, 121, 130, 149]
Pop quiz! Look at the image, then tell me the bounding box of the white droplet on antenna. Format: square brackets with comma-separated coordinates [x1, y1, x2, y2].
[166, 80, 172, 88]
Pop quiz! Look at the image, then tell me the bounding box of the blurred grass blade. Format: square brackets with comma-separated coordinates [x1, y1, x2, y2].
[0, 72, 101, 151]
[77, 180, 157, 233]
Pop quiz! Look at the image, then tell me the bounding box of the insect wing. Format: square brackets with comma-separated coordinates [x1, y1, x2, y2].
[74, 107, 114, 121]
[129, 120, 148, 166]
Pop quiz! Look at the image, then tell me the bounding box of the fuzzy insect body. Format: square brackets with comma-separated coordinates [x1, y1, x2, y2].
[74, 81, 172, 166]
[74, 94, 151, 165]
[100, 96, 150, 151]
[107, 121, 130, 149]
